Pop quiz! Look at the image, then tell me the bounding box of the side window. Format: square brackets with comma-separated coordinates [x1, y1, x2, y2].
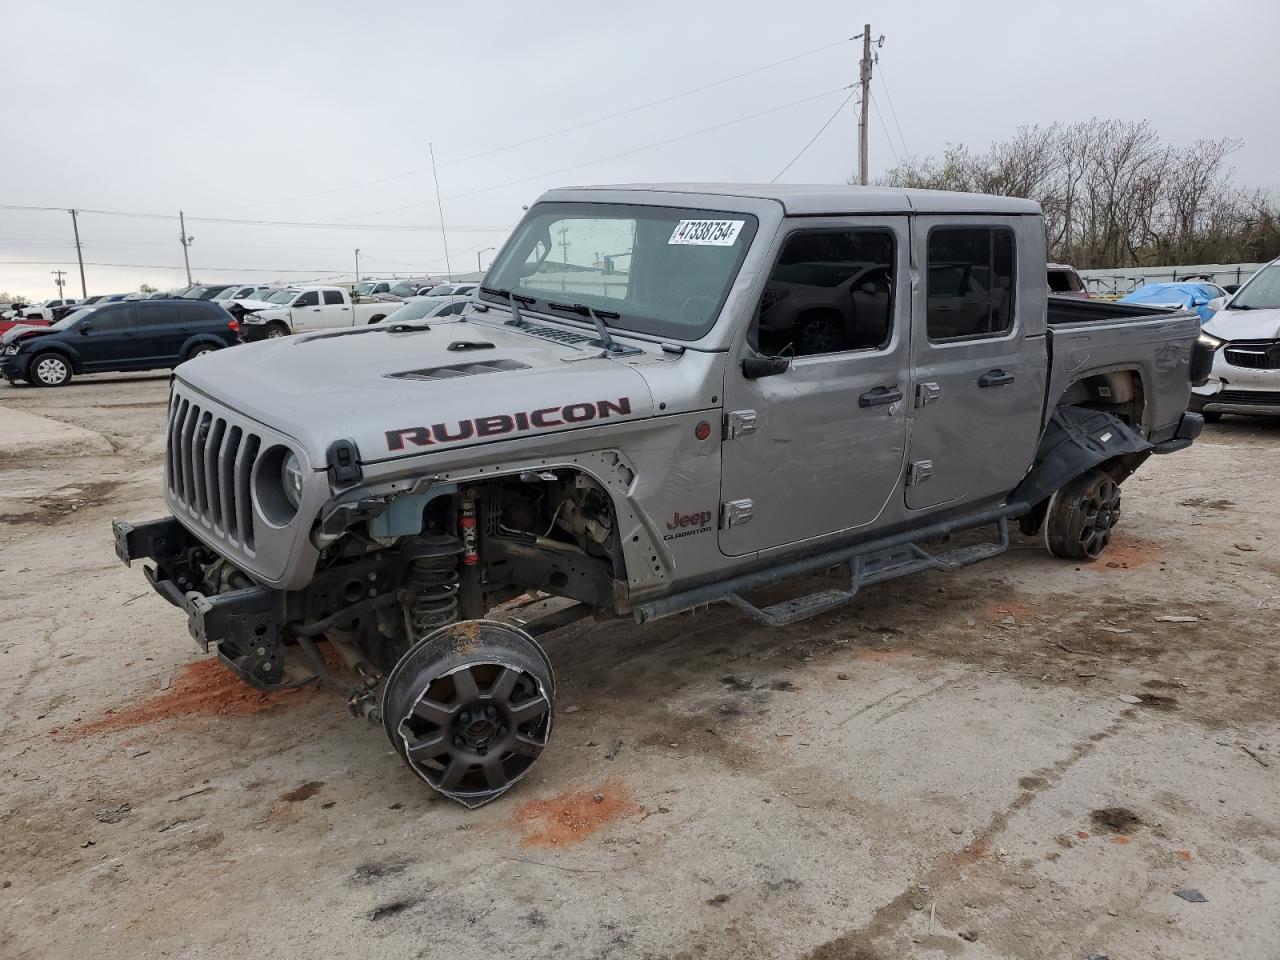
[751, 229, 895, 358]
[373, 283, 389, 294]
[446, 301, 466, 315]
[88, 306, 134, 332]
[926, 227, 1015, 342]
[294, 290, 320, 307]
[137, 305, 179, 326]
[323, 290, 345, 305]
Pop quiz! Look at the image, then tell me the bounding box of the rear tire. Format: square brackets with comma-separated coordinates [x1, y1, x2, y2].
[382, 619, 554, 808]
[184, 343, 219, 362]
[28, 352, 72, 387]
[1045, 469, 1121, 561]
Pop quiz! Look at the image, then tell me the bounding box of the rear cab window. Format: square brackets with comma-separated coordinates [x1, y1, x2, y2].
[926, 227, 1016, 342]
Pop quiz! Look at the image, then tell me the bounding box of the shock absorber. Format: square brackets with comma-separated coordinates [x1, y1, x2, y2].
[404, 536, 463, 637]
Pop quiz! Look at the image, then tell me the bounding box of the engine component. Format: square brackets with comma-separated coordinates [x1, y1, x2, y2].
[381, 619, 555, 807]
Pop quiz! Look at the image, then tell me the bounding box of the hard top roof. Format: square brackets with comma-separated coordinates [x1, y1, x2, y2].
[544, 183, 1040, 216]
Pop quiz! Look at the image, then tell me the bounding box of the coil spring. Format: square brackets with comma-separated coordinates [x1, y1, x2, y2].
[406, 553, 460, 636]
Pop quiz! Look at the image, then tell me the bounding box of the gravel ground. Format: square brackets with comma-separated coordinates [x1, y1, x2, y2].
[1, 372, 1277, 960]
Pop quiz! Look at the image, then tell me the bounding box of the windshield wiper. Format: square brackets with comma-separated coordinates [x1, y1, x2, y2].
[481, 286, 537, 327]
[545, 301, 639, 356]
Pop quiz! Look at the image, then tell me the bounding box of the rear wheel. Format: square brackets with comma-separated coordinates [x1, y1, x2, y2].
[184, 343, 218, 361]
[1045, 469, 1121, 561]
[382, 619, 554, 808]
[28, 352, 72, 387]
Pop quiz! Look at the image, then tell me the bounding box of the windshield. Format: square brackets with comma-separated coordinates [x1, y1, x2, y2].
[181, 286, 210, 299]
[50, 307, 99, 330]
[482, 202, 758, 339]
[1230, 263, 1280, 310]
[424, 284, 455, 297]
[352, 282, 375, 296]
[389, 282, 419, 297]
[381, 299, 437, 323]
[264, 288, 300, 305]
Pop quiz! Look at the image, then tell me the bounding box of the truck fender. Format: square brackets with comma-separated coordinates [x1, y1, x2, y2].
[1012, 405, 1151, 518]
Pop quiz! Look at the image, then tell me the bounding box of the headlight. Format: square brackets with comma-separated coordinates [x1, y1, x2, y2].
[281, 451, 304, 508]
[3, 345, 16, 356]
[1197, 330, 1225, 352]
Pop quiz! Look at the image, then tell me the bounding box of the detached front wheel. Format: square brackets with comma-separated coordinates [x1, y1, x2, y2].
[382, 619, 555, 808]
[1045, 469, 1122, 561]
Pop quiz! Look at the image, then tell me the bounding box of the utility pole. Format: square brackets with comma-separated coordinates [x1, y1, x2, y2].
[428, 142, 453, 280]
[557, 226, 571, 292]
[354, 248, 361, 284]
[68, 209, 87, 297]
[178, 211, 194, 285]
[51, 269, 67, 299]
[857, 24, 873, 186]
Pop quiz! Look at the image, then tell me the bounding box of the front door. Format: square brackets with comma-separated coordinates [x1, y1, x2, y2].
[289, 290, 324, 331]
[75, 304, 136, 370]
[719, 216, 911, 557]
[905, 218, 1048, 511]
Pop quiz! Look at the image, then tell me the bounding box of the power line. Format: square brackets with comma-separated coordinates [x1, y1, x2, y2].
[875, 61, 911, 159]
[870, 92, 902, 168]
[770, 89, 859, 183]
[343, 84, 856, 221]
[230, 35, 858, 210]
[0, 205, 508, 232]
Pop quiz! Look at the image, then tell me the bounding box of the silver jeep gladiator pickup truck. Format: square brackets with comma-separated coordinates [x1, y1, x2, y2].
[114, 184, 1212, 806]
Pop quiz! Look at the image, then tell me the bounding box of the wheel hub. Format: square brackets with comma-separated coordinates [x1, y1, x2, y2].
[455, 703, 506, 752]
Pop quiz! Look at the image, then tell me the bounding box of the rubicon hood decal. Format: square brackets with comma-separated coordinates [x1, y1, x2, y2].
[387, 397, 633, 450]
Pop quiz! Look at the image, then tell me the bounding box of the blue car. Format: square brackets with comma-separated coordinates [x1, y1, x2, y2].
[1119, 282, 1227, 324]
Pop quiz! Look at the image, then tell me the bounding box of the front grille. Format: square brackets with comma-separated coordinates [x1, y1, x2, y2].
[1212, 390, 1280, 406]
[166, 393, 261, 549]
[1224, 341, 1280, 370]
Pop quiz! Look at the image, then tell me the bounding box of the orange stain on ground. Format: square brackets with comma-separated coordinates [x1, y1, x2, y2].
[515, 783, 641, 847]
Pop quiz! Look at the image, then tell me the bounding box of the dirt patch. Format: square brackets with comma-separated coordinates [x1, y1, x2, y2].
[979, 600, 1038, 622]
[55, 658, 317, 740]
[0, 479, 122, 526]
[515, 783, 642, 847]
[1179, 497, 1235, 511]
[1097, 535, 1160, 571]
[1090, 806, 1144, 835]
[949, 838, 990, 867]
[280, 781, 325, 803]
[1137, 693, 1179, 711]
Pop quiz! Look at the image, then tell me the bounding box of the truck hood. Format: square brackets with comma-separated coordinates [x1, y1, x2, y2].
[176, 316, 657, 467]
[1204, 306, 1280, 341]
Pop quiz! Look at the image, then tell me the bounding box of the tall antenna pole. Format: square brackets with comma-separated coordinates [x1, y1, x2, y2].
[68, 209, 87, 297]
[178, 211, 194, 285]
[428, 142, 452, 280]
[858, 24, 872, 186]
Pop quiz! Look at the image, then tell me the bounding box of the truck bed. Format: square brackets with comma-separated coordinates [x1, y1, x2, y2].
[1044, 295, 1199, 441]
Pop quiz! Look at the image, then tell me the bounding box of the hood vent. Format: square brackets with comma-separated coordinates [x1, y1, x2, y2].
[388, 358, 531, 381]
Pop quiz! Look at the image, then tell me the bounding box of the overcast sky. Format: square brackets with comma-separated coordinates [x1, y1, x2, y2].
[3, 0, 1277, 299]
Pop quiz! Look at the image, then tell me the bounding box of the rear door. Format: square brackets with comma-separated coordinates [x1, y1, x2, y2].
[76, 305, 137, 370]
[132, 302, 186, 362]
[321, 288, 353, 326]
[905, 218, 1047, 511]
[719, 216, 911, 556]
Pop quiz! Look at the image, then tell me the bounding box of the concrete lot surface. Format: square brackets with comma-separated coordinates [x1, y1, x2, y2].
[0, 373, 1277, 959]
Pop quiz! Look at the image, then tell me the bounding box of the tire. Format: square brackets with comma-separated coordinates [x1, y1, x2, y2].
[1201, 411, 1222, 424]
[798, 313, 845, 355]
[27, 352, 72, 387]
[265, 322, 290, 339]
[382, 619, 555, 808]
[1044, 469, 1122, 561]
[184, 343, 219, 362]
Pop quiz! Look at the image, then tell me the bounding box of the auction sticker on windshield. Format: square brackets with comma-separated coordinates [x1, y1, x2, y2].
[668, 219, 745, 246]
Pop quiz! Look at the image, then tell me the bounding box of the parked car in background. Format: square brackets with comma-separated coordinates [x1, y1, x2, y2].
[1190, 258, 1280, 421]
[213, 284, 275, 304]
[418, 281, 478, 298]
[1, 298, 240, 387]
[237, 285, 396, 340]
[180, 284, 237, 300]
[377, 296, 471, 323]
[353, 279, 397, 297]
[20, 298, 81, 323]
[51, 293, 129, 322]
[1120, 281, 1226, 324]
[1046, 263, 1088, 298]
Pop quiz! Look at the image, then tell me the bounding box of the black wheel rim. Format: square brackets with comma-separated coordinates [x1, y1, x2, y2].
[801, 320, 838, 353]
[394, 657, 551, 805]
[1078, 479, 1121, 559]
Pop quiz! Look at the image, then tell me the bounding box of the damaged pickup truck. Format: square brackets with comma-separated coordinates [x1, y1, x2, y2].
[113, 184, 1212, 806]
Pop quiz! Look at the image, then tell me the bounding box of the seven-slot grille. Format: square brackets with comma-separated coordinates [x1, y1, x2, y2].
[1223, 341, 1280, 370]
[166, 393, 261, 550]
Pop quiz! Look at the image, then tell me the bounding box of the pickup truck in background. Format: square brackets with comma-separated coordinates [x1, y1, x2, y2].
[237, 285, 397, 340]
[115, 183, 1209, 807]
